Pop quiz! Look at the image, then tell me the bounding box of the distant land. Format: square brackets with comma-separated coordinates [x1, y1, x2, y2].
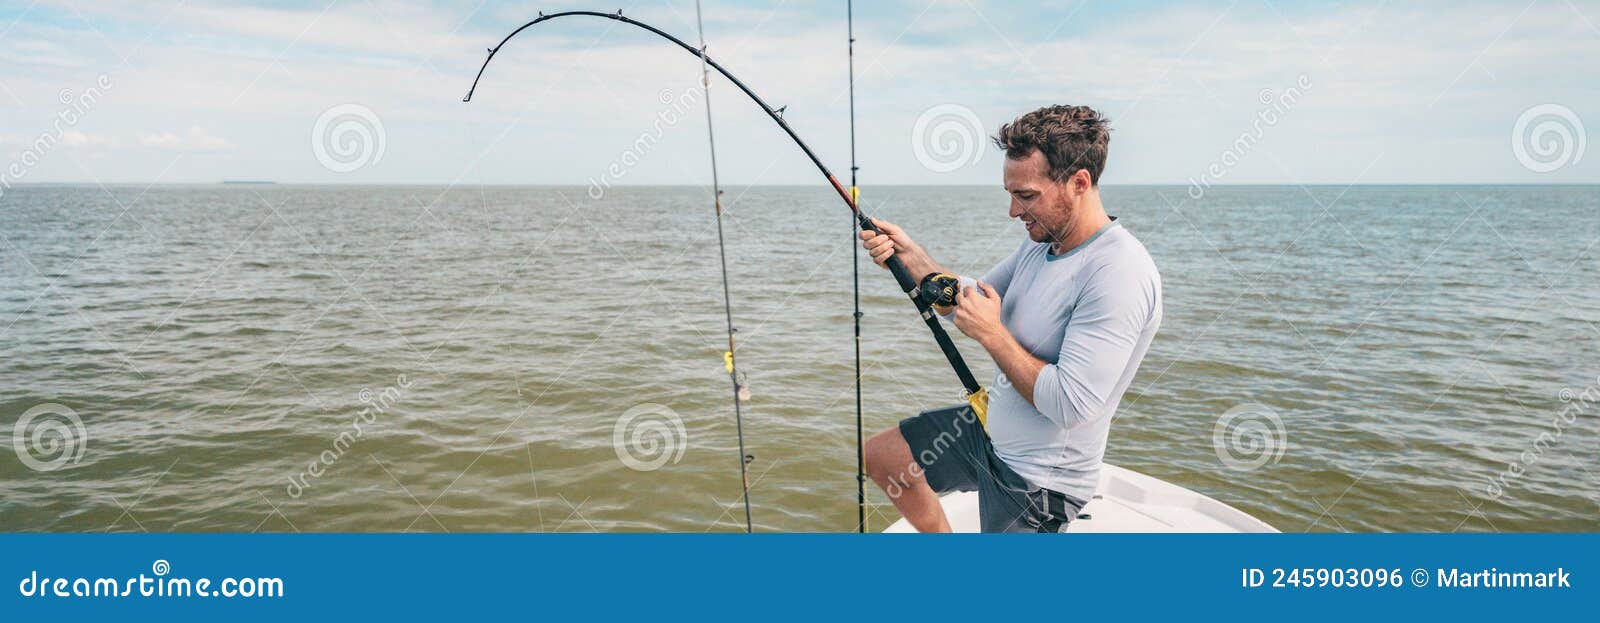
[221, 180, 278, 185]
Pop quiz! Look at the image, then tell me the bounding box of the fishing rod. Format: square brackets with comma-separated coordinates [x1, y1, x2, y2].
[462, 9, 991, 519]
[690, 0, 754, 534]
[846, 0, 866, 534]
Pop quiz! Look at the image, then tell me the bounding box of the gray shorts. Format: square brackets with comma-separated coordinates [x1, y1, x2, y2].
[899, 404, 1085, 533]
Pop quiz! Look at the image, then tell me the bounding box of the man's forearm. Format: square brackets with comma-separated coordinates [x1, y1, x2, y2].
[979, 330, 1046, 406]
[895, 245, 948, 284]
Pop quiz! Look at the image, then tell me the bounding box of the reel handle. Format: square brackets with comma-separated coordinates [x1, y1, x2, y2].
[918, 273, 961, 308]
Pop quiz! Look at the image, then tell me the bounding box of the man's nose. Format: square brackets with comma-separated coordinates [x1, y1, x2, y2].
[1008, 199, 1023, 218]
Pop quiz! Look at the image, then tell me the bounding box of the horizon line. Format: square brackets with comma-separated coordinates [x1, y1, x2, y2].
[6, 181, 1600, 188]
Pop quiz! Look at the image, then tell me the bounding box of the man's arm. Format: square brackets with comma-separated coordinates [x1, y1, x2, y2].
[1027, 269, 1155, 428]
[950, 282, 1046, 404]
[979, 329, 1048, 404]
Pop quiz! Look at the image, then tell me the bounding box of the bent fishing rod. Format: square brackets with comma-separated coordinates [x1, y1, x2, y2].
[462, 8, 988, 430]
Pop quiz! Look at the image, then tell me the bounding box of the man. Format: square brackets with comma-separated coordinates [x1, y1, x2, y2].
[860, 105, 1162, 532]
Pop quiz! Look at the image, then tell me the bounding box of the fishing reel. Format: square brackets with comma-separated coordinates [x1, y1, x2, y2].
[918, 272, 961, 308]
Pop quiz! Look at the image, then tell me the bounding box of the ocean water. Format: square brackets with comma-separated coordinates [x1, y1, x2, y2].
[2, 184, 1597, 532]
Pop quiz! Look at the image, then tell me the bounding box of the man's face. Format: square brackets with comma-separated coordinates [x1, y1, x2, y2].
[1003, 150, 1079, 245]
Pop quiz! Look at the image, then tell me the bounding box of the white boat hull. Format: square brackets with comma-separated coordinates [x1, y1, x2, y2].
[883, 464, 1278, 533]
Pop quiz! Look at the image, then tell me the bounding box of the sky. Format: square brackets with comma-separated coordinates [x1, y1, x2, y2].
[1, 0, 1597, 187]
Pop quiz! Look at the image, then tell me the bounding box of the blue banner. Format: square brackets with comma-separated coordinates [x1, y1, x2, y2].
[3, 534, 1592, 620]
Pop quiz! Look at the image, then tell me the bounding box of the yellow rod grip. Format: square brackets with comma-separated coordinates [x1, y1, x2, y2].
[967, 386, 989, 428]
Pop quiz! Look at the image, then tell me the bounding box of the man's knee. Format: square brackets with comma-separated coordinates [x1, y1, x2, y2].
[863, 427, 911, 482]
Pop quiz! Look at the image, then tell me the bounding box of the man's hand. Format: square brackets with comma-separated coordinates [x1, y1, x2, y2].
[858, 219, 918, 267]
[951, 281, 1006, 346]
[858, 219, 939, 280]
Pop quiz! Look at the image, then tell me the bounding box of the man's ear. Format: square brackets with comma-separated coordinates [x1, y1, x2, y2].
[1072, 169, 1093, 195]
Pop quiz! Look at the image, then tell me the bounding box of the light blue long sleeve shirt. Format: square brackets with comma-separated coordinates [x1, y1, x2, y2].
[954, 219, 1162, 501]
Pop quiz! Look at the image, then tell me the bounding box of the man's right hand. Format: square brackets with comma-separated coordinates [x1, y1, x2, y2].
[859, 219, 943, 284]
[859, 219, 916, 268]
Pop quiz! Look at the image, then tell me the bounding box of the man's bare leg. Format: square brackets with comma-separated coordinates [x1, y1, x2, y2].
[863, 427, 951, 532]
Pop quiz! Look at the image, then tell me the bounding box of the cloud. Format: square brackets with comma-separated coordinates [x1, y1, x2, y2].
[139, 125, 231, 152]
[3, 0, 1597, 184]
[61, 131, 120, 148]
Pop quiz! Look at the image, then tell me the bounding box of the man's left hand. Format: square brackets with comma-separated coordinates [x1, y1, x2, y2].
[951, 281, 1006, 346]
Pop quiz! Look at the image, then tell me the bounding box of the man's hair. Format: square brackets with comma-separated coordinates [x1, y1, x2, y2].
[992, 105, 1111, 185]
